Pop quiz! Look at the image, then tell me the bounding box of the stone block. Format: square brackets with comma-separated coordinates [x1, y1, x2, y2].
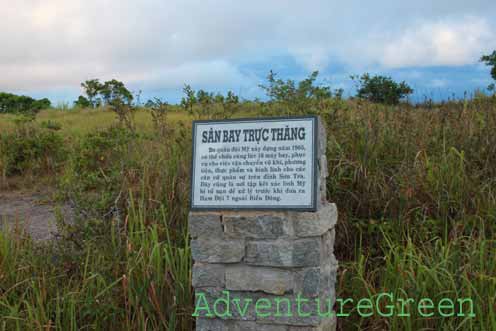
[293, 203, 337, 238]
[196, 319, 289, 331]
[191, 239, 244, 263]
[294, 268, 321, 297]
[288, 316, 336, 331]
[225, 265, 293, 295]
[293, 239, 321, 267]
[256, 293, 324, 326]
[223, 212, 292, 239]
[228, 321, 288, 331]
[196, 318, 227, 331]
[245, 240, 292, 266]
[194, 288, 258, 321]
[193, 263, 226, 288]
[245, 238, 321, 267]
[189, 212, 224, 239]
[320, 230, 336, 266]
[320, 260, 338, 295]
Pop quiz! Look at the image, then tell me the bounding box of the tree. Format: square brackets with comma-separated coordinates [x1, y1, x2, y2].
[80, 79, 133, 108]
[31, 98, 51, 111]
[259, 70, 335, 115]
[81, 79, 102, 108]
[353, 73, 413, 105]
[196, 89, 215, 118]
[218, 90, 239, 118]
[180, 85, 240, 119]
[0, 92, 50, 114]
[180, 84, 197, 116]
[145, 98, 170, 137]
[74, 95, 91, 108]
[480, 51, 496, 91]
[100, 79, 133, 106]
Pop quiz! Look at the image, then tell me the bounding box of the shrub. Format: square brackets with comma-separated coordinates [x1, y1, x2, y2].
[145, 98, 170, 137]
[108, 98, 136, 131]
[60, 127, 136, 217]
[180, 85, 241, 119]
[73, 95, 92, 108]
[215, 90, 239, 118]
[40, 120, 62, 130]
[353, 73, 413, 105]
[0, 120, 65, 176]
[260, 70, 325, 114]
[259, 70, 343, 115]
[180, 84, 197, 117]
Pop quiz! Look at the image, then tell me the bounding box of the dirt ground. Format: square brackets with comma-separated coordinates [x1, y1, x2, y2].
[0, 190, 73, 241]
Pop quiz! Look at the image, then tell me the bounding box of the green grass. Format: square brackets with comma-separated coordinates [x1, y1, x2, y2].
[1, 97, 496, 330]
[0, 199, 193, 331]
[0, 108, 192, 137]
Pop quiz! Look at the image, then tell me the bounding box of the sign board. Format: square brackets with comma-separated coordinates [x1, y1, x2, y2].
[190, 116, 318, 211]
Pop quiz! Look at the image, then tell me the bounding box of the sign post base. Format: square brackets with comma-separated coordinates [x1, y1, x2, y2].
[190, 205, 338, 330]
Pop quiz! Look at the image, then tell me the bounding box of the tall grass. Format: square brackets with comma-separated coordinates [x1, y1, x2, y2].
[339, 232, 496, 330]
[0, 194, 192, 330]
[1, 95, 495, 330]
[324, 98, 496, 329]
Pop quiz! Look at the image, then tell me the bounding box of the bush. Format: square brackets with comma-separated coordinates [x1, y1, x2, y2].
[0, 120, 65, 176]
[259, 70, 342, 115]
[60, 127, 137, 217]
[353, 73, 413, 105]
[179, 85, 240, 119]
[73, 95, 92, 108]
[146, 98, 170, 137]
[40, 120, 62, 130]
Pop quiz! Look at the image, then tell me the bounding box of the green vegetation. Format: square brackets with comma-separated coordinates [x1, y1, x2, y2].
[0, 118, 65, 177]
[77, 79, 134, 108]
[352, 73, 413, 105]
[1, 70, 496, 330]
[0, 92, 51, 114]
[180, 85, 240, 119]
[260, 70, 343, 115]
[481, 51, 496, 91]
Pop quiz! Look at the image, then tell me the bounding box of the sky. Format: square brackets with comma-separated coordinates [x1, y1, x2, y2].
[1, 0, 495, 104]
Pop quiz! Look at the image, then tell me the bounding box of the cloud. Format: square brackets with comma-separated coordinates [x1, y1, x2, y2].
[1, 0, 496, 95]
[0, 0, 278, 92]
[137, 60, 257, 90]
[381, 16, 495, 68]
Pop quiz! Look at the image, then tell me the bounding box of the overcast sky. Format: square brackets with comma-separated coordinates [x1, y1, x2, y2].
[1, 0, 495, 103]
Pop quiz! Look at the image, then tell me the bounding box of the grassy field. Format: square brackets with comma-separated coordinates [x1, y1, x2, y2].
[1, 98, 495, 330]
[0, 108, 191, 136]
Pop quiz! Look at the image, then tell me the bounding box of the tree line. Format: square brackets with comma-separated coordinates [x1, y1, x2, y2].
[0, 92, 51, 114]
[1, 50, 494, 115]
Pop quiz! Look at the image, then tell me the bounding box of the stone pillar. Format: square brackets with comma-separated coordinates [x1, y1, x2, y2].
[189, 119, 338, 331]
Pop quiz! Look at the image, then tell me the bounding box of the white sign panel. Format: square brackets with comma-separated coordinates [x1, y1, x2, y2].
[190, 116, 318, 210]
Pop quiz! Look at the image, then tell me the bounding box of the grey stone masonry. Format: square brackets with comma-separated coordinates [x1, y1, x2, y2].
[190, 117, 338, 331]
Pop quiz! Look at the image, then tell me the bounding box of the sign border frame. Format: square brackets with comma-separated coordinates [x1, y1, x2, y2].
[189, 115, 319, 212]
